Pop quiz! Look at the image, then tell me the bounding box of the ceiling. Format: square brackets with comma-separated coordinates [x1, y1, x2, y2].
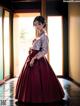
[11, 0, 60, 2]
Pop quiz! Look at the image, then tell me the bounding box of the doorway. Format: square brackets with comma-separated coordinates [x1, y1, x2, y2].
[48, 16, 63, 76]
[0, 8, 10, 82]
[4, 10, 10, 79]
[13, 13, 40, 77]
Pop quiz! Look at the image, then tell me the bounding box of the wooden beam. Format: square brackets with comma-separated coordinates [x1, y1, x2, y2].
[11, 0, 40, 2]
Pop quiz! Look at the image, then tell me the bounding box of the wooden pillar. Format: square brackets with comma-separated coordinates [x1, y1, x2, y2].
[41, 0, 49, 61]
[41, 0, 46, 19]
[10, 12, 14, 78]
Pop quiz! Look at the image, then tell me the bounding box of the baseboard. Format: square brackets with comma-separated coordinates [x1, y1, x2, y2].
[68, 77, 80, 87]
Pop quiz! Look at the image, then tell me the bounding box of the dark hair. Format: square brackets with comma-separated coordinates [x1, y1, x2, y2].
[33, 16, 46, 28]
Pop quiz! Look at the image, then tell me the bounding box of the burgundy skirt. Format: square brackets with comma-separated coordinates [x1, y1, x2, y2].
[15, 49, 64, 103]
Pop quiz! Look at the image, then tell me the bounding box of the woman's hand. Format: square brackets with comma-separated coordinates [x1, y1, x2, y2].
[30, 56, 36, 67]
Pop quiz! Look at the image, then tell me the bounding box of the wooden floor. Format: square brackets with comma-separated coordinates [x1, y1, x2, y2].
[0, 78, 80, 106]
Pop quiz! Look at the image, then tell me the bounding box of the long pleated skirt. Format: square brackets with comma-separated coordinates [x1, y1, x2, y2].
[15, 49, 64, 103]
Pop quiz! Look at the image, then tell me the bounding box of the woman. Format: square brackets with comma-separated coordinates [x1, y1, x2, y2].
[15, 16, 64, 103]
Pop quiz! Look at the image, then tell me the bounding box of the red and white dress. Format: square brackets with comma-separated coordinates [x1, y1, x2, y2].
[15, 32, 64, 103]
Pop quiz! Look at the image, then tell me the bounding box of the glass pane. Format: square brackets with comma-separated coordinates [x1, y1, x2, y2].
[4, 10, 10, 78]
[48, 16, 63, 75]
[0, 7, 3, 80]
[13, 13, 40, 77]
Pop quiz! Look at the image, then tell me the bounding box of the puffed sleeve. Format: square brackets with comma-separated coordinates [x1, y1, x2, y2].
[35, 35, 49, 59]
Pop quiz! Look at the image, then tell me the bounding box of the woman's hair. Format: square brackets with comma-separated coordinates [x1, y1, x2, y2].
[33, 16, 46, 28]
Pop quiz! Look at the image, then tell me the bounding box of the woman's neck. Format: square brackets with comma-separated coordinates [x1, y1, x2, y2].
[37, 30, 45, 37]
[40, 30, 44, 36]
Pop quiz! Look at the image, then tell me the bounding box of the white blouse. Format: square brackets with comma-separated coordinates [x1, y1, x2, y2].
[32, 33, 49, 59]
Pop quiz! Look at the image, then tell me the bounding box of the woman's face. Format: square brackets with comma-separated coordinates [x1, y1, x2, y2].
[33, 21, 44, 31]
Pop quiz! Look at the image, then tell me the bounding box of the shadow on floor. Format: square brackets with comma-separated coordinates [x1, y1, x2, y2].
[15, 100, 70, 106]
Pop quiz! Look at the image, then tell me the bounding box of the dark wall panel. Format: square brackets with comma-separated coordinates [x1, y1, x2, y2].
[46, 1, 68, 15]
[0, 0, 11, 9]
[12, 2, 41, 12]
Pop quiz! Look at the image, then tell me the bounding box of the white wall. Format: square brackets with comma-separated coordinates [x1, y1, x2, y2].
[68, 3, 80, 84]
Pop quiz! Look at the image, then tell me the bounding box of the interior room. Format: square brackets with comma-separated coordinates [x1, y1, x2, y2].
[0, 0, 80, 106]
